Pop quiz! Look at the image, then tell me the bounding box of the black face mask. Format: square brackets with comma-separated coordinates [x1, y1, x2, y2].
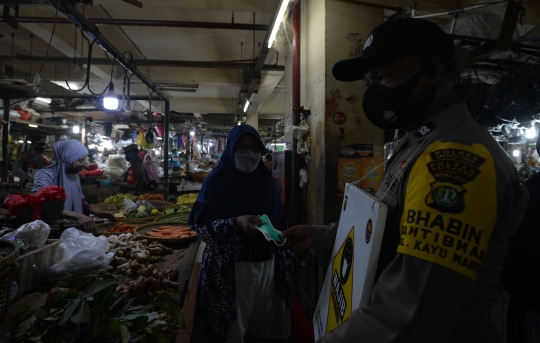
[34, 146, 45, 154]
[125, 152, 139, 163]
[362, 66, 437, 130]
[66, 164, 85, 174]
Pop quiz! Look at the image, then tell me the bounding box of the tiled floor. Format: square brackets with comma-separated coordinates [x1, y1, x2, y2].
[175, 263, 200, 343]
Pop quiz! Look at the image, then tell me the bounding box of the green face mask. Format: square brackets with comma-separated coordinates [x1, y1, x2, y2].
[255, 214, 285, 246]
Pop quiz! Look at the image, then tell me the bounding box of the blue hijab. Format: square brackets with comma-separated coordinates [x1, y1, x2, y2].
[188, 124, 283, 228]
[33, 140, 88, 213]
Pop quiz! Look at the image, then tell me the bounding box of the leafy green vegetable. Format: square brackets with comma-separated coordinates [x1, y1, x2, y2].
[8, 279, 186, 343]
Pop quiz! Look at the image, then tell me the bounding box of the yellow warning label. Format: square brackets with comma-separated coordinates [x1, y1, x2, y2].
[326, 227, 354, 333]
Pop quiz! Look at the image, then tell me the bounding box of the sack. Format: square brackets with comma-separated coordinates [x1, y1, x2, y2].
[43, 228, 113, 286]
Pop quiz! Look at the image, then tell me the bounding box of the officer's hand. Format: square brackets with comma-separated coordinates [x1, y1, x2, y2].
[282, 225, 314, 254]
[77, 215, 97, 234]
[236, 215, 263, 236]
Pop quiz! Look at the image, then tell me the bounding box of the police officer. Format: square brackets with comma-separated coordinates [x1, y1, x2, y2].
[111, 144, 148, 193]
[12, 138, 51, 185]
[283, 18, 528, 342]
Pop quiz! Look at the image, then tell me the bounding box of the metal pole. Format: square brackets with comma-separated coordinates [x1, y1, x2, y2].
[163, 100, 170, 200]
[291, 0, 301, 226]
[450, 12, 459, 34]
[412, 0, 508, 19]
[2, 98, 9, 182]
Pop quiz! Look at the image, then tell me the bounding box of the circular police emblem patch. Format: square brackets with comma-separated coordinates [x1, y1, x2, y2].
[431, 186, 461, 209]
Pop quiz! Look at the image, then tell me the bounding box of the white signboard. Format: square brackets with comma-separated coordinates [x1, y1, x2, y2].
[313, 183, 387, 340]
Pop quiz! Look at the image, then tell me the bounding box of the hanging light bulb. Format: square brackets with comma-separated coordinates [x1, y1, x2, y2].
[513, 150, 520, 157]
[73, 124, 80, 134]
[526, 126, 537, 139]
[103, 82, 118, 110]
[189, 131, 195, 136]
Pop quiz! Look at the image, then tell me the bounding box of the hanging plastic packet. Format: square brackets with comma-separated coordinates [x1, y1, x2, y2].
[255, 214, 286, 246]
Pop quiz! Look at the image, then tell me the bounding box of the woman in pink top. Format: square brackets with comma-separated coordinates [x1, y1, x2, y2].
[143, 154, 160, 182]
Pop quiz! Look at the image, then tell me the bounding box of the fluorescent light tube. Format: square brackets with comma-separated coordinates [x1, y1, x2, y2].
[268, 0, 291, 49]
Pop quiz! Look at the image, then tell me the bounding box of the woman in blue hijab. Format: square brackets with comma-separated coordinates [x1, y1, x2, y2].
[188, 124, 293, 343]
[33, 140, 111, 233]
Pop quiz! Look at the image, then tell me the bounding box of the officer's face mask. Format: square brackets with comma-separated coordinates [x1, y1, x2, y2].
[234, 150, 261, 173]
[125, 151, 139, 163]
[362, 65, 437, 130]
[255, 214, 286, 246]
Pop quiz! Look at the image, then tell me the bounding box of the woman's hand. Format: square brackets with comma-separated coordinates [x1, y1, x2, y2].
[76, 214, 97, 234]
[236, 215, 264, 236]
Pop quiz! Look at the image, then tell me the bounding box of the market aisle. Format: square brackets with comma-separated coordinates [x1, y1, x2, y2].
[176, 262, 200, 343]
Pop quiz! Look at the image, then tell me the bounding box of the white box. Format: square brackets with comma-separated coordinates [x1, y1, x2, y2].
[313, 183, 387, 339]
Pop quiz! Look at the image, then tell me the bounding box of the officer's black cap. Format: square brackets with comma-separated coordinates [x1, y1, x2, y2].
[332, 17, 455, 82]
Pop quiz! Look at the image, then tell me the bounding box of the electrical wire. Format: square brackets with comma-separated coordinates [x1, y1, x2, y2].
[37, 2, 59, 75]
[64, 30, 108, 95]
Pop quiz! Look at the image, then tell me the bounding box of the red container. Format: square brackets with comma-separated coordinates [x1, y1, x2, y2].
[17, 111, 31, 121]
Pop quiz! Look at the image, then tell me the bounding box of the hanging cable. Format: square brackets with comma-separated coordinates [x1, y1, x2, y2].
[37, 1, 58, 75]
[64, 30, 108, 96]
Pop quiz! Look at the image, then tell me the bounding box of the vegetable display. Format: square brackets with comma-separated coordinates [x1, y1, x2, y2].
[8, 279, 185, 343]
[108, 224, 138, 234]
[175, 193, 198, 204]
[144, 226, 197, 239]
[105, 233, 173, 275]
[137, 193, 164, 201]
[104, 194, 137, 204]
[115, 265, 180, 306]
[162, 204, 190, 215]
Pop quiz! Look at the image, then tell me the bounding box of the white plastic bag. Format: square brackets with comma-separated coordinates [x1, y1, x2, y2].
[123, 198, 137, 211]
[5, 220, 50, 251]
[43, 228, 113, 285]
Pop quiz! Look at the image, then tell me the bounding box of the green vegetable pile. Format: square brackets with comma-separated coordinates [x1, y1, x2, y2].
[9, 279, 186, 343]
[163, 204, 190, 215]
[124, 201, 155, 219]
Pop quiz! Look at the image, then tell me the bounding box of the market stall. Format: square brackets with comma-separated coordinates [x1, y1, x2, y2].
[0, 187, 201, 343]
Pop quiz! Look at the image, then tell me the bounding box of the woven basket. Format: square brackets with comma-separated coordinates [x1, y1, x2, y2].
[15, 239, 61, 296]
[134, 221, 198, 243]
[0, 240, 20, 270]
[0, 265, 15, 324]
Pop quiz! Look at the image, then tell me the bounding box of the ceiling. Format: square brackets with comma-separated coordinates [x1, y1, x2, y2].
[0, 0, 539, 140]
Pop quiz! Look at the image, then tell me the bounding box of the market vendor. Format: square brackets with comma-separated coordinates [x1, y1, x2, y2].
[111, 144, 148, 193]
[11, 137, 52, 185]
[32, 140, 113, 233]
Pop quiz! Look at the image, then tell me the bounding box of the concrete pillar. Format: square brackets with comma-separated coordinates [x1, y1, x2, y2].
[245, 112, 259, 130]
[322, 1, 385, 223]
[298, 0, 385, 225]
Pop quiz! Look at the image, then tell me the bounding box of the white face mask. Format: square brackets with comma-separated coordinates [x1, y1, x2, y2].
[235, 150, 261, 173]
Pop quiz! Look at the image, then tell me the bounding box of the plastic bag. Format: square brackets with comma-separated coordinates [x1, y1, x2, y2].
[43, 228, 113, 287]
[136, 128, 146, 147]
[4, 220, 50, 251]
[123, 198, 137, 211]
